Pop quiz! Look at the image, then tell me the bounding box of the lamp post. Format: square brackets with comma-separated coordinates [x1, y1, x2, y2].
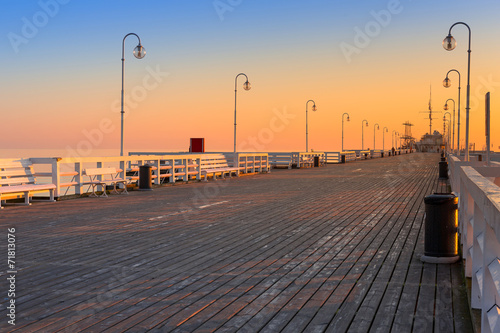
[444, 112, 452, 152]
[443, 98, 456, 153]
[394, 131, 400, 150]
[305, 100, 317, 152]
[120, 33, 146, 156]
[361, 120, 369, 150]
[392, 130, 396, 149]
[373, 123, 379, 150]
[443, 22, 471, 161]
[443, 69, 460, 155]
[342, 113, 350, 151]
[383, 127, 388, 151]
[234, 73, 251, 153]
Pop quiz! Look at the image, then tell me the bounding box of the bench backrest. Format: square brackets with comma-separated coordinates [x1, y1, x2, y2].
[84, 167, 118, 177]
[200, 155, 234, 170]
[0, 161, 37, 186]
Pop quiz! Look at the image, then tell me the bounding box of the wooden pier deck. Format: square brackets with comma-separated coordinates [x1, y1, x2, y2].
[0, 153, 472, 332]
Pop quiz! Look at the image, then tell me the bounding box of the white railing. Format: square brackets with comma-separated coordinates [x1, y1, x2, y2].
[324, 151, 356, 163]
[30, 153, 269, 198]
[355, 150, 371, 159]
[268, 152, 325, 168]
[449, 154, 500, 333]
[130, 152, 270, 174]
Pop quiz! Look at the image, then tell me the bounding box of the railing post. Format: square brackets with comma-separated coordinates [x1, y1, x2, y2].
[75, 162, 82, 195]
[196, 157, 201, 181]
[51, 158, 61, 198]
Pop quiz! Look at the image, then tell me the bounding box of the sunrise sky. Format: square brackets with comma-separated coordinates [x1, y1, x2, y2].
[2, 0, 500, 154]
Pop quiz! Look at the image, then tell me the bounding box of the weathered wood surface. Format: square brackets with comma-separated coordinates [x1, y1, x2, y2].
[0, 153, 472, 332]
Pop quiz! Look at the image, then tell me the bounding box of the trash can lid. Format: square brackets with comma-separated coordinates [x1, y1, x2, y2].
[424, 193, 457, 204]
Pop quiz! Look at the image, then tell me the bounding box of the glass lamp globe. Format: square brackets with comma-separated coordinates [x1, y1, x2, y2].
[444, 104, 449, 111]
[133, 45, 146, 59]
[243, 81, 251, 91]
[443, 35, 456, 51]
[347, 116, 350, 122]
[312, 105, 317, 112]
[443, 77, 451, 88]
[365, 122, 369, 127]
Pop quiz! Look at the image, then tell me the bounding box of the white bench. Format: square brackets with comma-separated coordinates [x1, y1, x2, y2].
[201, 155, 243, 181]
[0, 160, 56, 209]
[83, 167, 128, 197]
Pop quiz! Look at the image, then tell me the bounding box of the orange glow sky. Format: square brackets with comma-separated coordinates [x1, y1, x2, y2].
[2, 1, 500, 155]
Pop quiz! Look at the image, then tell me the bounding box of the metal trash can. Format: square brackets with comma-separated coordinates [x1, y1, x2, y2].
[139, 164, 153, 191]
[439, 161, 448, 179]
[313, 156, 320, 167]
[341, 154, 346, 163]
[381, 152, 384, 158]
[421, 193, 459, 263]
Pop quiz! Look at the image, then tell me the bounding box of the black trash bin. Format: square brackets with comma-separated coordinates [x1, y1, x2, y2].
[381, 152, 384, 158]
[341, 154, 346, 164]
[439, 160, 448, 179]
[314, 156, 320, 167]
[421, 193, 459, 263]
[139, 164, 153, 191]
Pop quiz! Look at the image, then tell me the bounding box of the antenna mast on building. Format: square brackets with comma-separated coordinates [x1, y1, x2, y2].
[419, 85, 441, 134]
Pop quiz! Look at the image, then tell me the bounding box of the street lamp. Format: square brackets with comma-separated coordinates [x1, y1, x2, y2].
[234, 73, 251, 153]
[361, 119, 368, 150]
[443, 22, 471, 161]
[120, 33, 146, 156]
[382, 127, 388, 151]
[443, 69, 460, 155]
[373, 123, 379, 150]
[444, 112, 452, 152]
[444, 98, 456, 153]
[342, 113, 350, 152]
[306, 100, 317, 152]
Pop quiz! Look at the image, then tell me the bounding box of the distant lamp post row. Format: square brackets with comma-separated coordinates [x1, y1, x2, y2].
[392, 130, 399, 149]
[342, 113, 350, 151]
[382, 127, 388, 151]
[443, 98, 456, 152]
[361, 120, 369, 150]
[120, 33, 146, 156]
[443, 112, 452, 151]
[443, 70, 460, 154]
[234, 73, 251, 153]
[443, 22, 471, 161]
[305, 100, 317, 152]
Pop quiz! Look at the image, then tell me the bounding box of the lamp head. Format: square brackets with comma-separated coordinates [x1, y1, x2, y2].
[443, 77, 451, 88]
[133, 44, 146, 59]
[312, 104, 317, 112]
[365, 122, 369, 127]
[444, 103, 449, 111]
[443, 34, 456, 51]
[385, 128, 388, 132]
[347, 116, 350, 121]
[243, 81, 251, 91]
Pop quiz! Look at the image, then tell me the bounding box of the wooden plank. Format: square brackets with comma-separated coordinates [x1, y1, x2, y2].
[0, 153, 473, 332]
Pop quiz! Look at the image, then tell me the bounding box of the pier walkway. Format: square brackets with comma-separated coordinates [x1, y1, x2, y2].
[0, 153, 472, 332]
